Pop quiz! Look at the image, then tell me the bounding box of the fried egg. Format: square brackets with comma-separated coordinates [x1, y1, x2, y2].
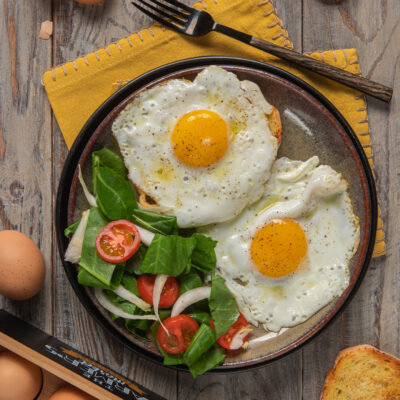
[112, 66, 278, 227]
[200, 156, 360, 332]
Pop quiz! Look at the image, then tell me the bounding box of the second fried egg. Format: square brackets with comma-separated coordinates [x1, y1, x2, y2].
[200, 156, 360, 332]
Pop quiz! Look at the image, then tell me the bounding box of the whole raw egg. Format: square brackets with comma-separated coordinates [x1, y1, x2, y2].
[0, 351, 42, 400]
[0, 230, 45, 300]
[49, 385, 96, 400]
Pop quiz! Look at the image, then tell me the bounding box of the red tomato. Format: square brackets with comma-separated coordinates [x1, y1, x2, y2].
[210, 313, 249, 349]
[95, 220, 140, 263]
[137, 275, 179, 308]
[157, 315, 199, 354]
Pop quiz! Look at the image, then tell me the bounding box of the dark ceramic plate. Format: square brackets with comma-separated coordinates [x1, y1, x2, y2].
[56, 56, 377, 373]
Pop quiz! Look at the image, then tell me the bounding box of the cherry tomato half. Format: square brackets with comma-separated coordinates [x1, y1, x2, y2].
[210, 313, 249, 349]
[157, 315, 199, 354]
[137, 275, 179, 308]
[95, 220, 140, 263]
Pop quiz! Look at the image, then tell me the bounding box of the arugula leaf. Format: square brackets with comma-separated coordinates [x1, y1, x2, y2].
[209, 275, 239, 338]
[125, 244, 147, 275]
[178, 271, 203, 295]
[191, 234, 217, 273]
[184, 324, 216, 366]
[92, 148, 127, 177]
[131, 209, 178, 235]
[64, 220, 81, 237]
[95, 167, 137, 220]
[140, 234, 196, 277]
[79, 207, 122, 287]
[188, 312, 211, 325]
[188, 345, 226, 378]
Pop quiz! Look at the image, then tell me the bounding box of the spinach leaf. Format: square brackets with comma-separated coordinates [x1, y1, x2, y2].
[121, 274, 140, 297]
[188, 312, 211, 325]
[188, 345, 226, 378]
[151, 317, 184, 366]
[209, 275, 239, 338]
[125, 244, 147, 275]
[104, 290, 139, 315]
[78, 267, 109, 289]
[95, 167, 137, 220]
[64, 220, 81, 237]
[92, 148, 127, 177]
[184, 324, 216, 366]
[125, 320, 151, 341]
[191, 234, 217, 273]
[184, 299, 210, 314]
[178, 271, 203, 295]
[140, 234, 196, 277]
[79, 207, 120, 287]
[131, 209, 178, 235]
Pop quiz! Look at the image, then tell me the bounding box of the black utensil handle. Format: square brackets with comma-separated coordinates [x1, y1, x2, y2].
[213, 24, 392, 103]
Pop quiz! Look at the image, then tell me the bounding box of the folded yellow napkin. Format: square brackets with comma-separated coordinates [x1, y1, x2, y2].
[42, 0, 385, 257]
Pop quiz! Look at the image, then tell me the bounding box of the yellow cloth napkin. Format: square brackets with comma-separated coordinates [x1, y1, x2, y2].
[42, 0, 385, 257]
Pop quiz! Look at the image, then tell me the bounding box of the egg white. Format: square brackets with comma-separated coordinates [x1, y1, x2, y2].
[112, 66, 278, 228]
[200, 156, 360, 332]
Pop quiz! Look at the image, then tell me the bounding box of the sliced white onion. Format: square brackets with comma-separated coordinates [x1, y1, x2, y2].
[135, 225, 155, 246]
[94, 288, 157, 321]
[229, 327, 252, 350]
[78, 165, 97, 207]
[114, 285, 151, 312]
[65, 209, 90, 263]
[171, 287, 211, 317]
[153, 274, 169, 334]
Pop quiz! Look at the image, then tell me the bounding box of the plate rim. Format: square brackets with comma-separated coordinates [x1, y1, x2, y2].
[56, 56, 378, 374]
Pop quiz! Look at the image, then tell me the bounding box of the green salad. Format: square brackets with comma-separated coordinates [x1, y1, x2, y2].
[64, 147, 251, 377]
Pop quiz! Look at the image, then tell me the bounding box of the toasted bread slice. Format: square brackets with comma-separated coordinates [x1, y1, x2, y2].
[321, 345, 400, 400]
[137, 105, 282, 210]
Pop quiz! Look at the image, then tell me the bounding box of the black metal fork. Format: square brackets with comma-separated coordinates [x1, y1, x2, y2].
[131, 0, 392, 103]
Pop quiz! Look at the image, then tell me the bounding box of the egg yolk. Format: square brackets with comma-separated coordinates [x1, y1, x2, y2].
[250, 219, 307, 278]
[171, 110, 229, 167]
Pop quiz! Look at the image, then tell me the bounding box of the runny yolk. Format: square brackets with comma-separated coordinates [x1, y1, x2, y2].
[171, 110, 229, 167]
[250, 219, 308, 278]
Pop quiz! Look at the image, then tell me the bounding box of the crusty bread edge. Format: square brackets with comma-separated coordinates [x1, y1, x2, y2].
[320, 344, 400, 400]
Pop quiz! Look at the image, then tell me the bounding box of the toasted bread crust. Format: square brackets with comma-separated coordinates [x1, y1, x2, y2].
[321, 345, 400, 400]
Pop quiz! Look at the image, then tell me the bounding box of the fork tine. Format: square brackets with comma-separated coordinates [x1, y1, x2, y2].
[162, 0, 192, 12]
[131, 1, 184, 31]
[146, 0, 188, 19]
[134, 0, 186, 26]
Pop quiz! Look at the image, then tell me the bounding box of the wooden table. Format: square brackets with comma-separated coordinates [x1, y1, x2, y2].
[1, 1, 398, 398]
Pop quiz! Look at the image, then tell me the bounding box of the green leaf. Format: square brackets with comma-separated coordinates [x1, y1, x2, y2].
[188, 312, 211, 325]
[92, 147, 127, 177]
[78, 207, 120, 287]
[178, 271, 203, 295]
[209, 275, 239, 338]
[131, 209, 178, 235]
[184, 324, 216, 366]
[191, 234, 217, 273]
[125, 244, 147, 275]
[188, 345, 226, 378]
[95, 167, 138, 220]
[77, 267, 109, 289]
[121, 274, 140, 297]
[140, 234, 196, 277]
[64, 220, 81, 237]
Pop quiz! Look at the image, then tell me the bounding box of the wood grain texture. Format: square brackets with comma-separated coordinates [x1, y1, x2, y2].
[0, 0, 398, 399]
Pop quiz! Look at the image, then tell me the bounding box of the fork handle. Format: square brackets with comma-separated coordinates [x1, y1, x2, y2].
[213, 24, 392, 103]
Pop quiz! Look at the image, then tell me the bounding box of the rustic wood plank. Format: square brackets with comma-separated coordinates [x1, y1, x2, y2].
[302, 0, 399, 398]
[51, 1, 177, 398]
[0, 0, 53, 333]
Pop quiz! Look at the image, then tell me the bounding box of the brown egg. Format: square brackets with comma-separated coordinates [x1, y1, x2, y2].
[74, 0, 104, 4]
[0, 351, 42, 400]
[49, 385, 96, 400]
[0, 230, 45, 300]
